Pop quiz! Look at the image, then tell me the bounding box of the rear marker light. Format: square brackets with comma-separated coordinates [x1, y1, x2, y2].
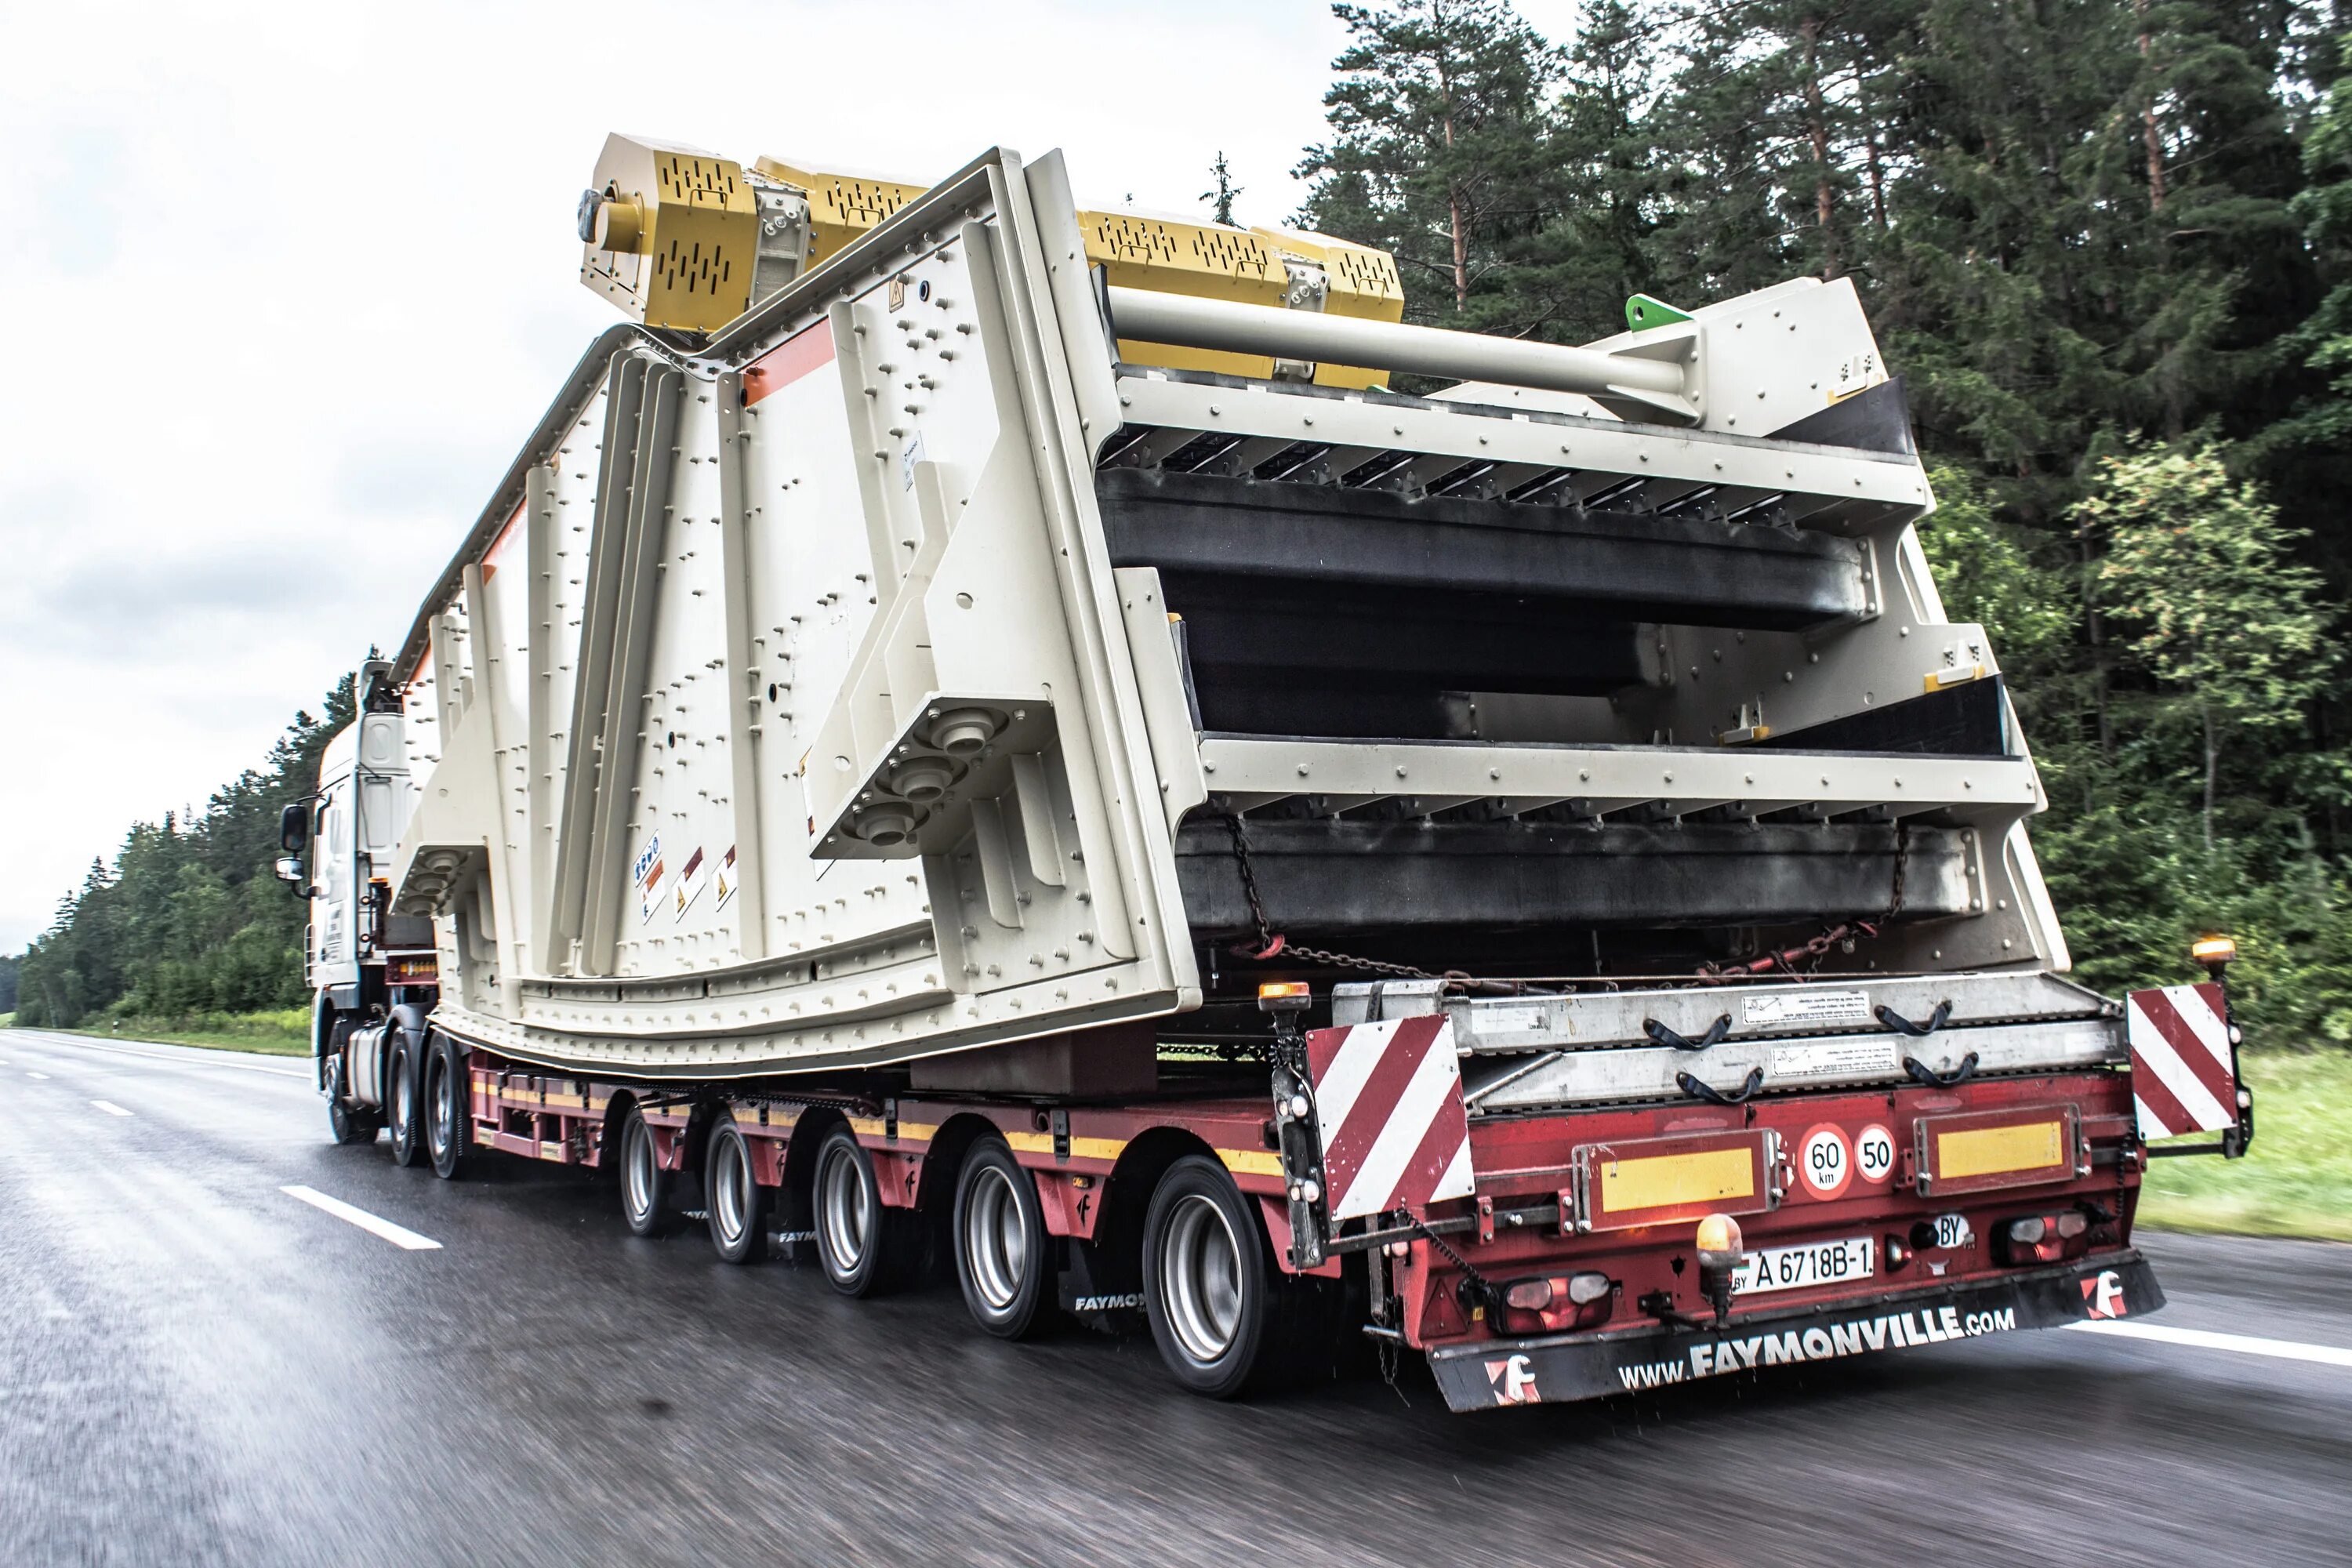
[1566, 1271, 1611, 1306]
[2008, 1217, 2047, 1245]
[1258, 982, 1312, 1014]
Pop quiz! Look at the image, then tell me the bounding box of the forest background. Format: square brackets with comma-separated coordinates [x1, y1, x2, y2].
[11, 0, 2352, 1069]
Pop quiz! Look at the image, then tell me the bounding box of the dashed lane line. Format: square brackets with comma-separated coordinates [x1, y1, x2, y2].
[279, 1185, 442, 1252]
[2067, 1319, 2352, 1369]
[90, 1100, 134, 1116]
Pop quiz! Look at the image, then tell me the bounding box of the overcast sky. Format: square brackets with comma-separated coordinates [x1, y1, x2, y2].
[0, 0, 1580, 953]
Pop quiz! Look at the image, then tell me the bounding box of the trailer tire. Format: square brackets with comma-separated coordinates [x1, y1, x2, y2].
[953, 1137, 1050, 1339]
[619, 1105, 676, 1238]
[812, 1126, 902, 1298]
[705, 1116, 770, 1265]
[1142, 1155, 1287, 1399]
[424, 1034, 468, 1181]
[387, 1035, 425, 1169]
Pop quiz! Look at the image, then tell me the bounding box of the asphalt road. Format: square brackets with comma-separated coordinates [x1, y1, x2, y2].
[3, 1029, 2349, 1568]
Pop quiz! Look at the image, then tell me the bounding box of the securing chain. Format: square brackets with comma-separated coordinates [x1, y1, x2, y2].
[1399, 1210, 1504, 1316]
[1220, 815, 1439, 980]
[1700, 820, 1911, 981]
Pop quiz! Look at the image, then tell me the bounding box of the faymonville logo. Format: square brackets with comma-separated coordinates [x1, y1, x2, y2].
[1610, 1303, 2024, 1395]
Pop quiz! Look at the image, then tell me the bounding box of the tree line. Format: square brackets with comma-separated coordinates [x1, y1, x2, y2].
[1290, 0, 2352, 1043]
[13, 0, 2352, 1046]
[10, 679, 352, 1029]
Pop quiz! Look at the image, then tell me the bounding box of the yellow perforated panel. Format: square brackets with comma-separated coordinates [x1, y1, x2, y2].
[753, 158, 927, 270]
[1080, 213, 1286, 378]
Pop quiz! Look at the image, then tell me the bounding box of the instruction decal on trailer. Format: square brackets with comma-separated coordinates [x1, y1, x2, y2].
[715, 846, 736, 910]
[633, 833, 664, 926]
[673, 847, 708, 921]
[1744, 990, 1875, 1029]
[1771, 1038, 1900, 1082]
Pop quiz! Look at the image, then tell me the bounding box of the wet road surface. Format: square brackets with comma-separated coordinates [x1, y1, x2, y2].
[3, 1029, 2348, 1567]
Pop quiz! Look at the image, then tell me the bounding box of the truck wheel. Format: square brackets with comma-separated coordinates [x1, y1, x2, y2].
[953, 1137, 1050, 1338]
[324, 1056, 379, 1146]
[619, 1105, 675, 1237]
[424, 1035, 468, 1181]
[813, 1126, 898, 1298]
[1142, 1155, 1281, 1399]
[705, 1116, 770, 1265]
[387, 1036, 425, 1169]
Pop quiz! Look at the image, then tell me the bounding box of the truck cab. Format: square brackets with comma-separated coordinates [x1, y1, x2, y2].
[279, 659, 432, 1069]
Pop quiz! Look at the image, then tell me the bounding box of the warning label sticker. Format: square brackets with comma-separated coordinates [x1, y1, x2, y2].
[1742, 989, 1875, 1029]
[1771, 1038, 1901, 1082]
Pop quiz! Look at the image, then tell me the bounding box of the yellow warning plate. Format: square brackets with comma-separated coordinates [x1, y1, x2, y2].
[1936, 1120, 2063, 1180]
[1599, 1146, 1756, 1211]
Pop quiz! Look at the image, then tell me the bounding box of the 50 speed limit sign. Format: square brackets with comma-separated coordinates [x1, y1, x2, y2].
[1855, 1123, 1896, 1185]
[1797, 1125, 1853, 1200]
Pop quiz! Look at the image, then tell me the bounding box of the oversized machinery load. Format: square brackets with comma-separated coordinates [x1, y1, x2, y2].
[270, 132, 2261, 1413]
[380, 133, 2061, 1087]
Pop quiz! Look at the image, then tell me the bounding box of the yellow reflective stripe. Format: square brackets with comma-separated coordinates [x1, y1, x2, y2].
[1004, 1131, 1128, 1163]
[846, 1116, 940, 1143]
[1217, 1149, 1284, 1178]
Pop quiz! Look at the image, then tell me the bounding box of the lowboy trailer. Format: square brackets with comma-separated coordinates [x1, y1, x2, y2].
[276, 135, 2253, 1410]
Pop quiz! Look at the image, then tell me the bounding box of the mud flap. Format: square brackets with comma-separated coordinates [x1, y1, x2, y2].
[1425, 1252, 2162, 1413]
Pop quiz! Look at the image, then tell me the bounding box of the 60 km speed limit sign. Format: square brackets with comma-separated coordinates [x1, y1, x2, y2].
[1798, 1124, 1854, 1200]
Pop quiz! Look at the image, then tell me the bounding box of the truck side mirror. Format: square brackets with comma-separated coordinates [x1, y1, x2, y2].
[279, 802, 310, 852]
[274, 854, 307, 889]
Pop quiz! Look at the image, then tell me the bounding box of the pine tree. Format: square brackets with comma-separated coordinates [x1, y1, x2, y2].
[1201, 152, 1243, 226]
[1296, 0, 1565, 326]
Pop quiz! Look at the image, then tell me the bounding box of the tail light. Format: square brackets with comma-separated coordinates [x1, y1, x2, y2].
[1998, 1209, 2091, 1265]
[1498, 1272, 1614, 1333]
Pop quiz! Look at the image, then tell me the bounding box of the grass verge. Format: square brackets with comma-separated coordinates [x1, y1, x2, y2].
[43, 1007, 312, 1059]
[2139, 1049, 2352, 1243]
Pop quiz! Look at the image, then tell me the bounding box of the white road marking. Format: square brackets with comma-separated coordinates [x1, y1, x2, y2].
[279, 1185, 443, 1252]
[90, 1100, 133, 1116]
[2067, 1319, 2352, 1369]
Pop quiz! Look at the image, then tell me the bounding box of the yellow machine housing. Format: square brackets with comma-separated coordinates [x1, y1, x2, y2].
[578, 134, 760, 335]
[579, 135, 1405, 382]
[750, 156, 927, 272]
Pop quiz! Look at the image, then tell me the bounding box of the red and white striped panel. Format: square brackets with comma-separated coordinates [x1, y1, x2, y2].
[2125, 983, 2238, 1139]
[1305, 1017, 1475, 1221]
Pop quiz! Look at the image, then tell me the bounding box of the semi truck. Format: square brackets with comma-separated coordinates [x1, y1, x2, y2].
[274, 133, 2254, 1410]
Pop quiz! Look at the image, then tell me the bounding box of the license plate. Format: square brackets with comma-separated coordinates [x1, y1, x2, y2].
[1730, 1236, 1876, 1296]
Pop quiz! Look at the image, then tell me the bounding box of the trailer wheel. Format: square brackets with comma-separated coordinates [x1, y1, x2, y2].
[953, 1137, 1050, 1339]
[1142, 1155, 1283, 1399]
[813, 1126, 898, 1298]
[705, 1116, 770, 1265]
[619, 1105, 675, 1238]
[387, 1036, 425, 1169]
[324, 1055, 379, 1146]
[424, 1035, 468, 1181]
